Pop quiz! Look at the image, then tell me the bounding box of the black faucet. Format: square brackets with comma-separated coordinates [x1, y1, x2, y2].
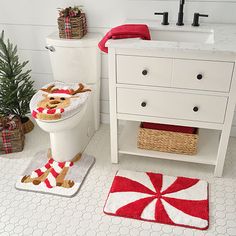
[192, 13, 209, 27]
[154, 12, 169, 25]
[176, 0, 185, 26]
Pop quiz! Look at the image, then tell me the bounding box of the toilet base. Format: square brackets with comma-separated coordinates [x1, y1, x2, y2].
[15, 150, 95, 197]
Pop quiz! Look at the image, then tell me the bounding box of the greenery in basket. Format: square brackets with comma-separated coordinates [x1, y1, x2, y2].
[0, 30, 36, 123]
[58, 6, 83, 18]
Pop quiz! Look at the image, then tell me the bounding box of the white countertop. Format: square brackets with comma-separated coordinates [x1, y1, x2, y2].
[107, 20, 236, 55]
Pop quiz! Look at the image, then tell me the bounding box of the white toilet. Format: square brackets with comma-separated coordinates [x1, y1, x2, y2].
[30, 32, 101, 162]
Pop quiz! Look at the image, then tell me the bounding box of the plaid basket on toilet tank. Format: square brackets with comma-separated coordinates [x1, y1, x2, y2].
[57, 6, 87, 39]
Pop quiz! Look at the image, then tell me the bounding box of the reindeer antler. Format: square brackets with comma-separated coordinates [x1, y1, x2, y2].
[71, 83, 91, 95]
[41, 84, 55, 93]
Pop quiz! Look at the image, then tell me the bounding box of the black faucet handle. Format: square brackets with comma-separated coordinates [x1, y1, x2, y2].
[192, 13, 209, 27]
[199, 14, 209, 17]
[154, 12, 169, 25]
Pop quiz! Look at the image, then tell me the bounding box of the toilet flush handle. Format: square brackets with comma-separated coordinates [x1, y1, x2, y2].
[45, 45, 55, 52]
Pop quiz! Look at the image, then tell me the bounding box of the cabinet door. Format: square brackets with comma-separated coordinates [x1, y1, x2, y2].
[172, 59, 234, 92]
[117, 88, 228, 124]
[117, 55, 172, 87]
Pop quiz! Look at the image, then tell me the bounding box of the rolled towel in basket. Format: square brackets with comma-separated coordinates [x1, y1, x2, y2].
[141, 122, 197, 134]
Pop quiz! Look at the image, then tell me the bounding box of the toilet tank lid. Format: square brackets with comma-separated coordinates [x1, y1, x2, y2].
[46, 32, 102, 48]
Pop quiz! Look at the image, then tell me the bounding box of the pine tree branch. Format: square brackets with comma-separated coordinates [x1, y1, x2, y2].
[0, 30, 35, 117]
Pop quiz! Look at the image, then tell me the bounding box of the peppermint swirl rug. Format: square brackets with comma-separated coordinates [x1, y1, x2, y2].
[104, 170, 209, 230]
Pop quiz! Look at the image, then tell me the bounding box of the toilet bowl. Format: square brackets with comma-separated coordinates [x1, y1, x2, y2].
[30, 81, 92, 162]
[36, 104, 87, 162]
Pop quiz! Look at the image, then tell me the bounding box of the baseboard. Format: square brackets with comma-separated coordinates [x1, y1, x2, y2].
[101, 113, 109, 124]
[231, 125, 236, 137]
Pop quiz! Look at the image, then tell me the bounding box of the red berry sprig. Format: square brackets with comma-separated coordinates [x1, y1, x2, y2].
[58, 6, 82, 18]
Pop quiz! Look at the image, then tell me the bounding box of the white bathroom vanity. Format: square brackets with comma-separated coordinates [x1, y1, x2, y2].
[108, 21, 236, 177]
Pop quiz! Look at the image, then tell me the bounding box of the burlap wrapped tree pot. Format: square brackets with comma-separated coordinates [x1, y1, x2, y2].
[57, 6, 87, 39]
[0, 115, 25, 154]
[21, 117, 34, 134]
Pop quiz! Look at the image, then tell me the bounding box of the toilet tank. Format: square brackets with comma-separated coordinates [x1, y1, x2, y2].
[46, 32, 101, 84]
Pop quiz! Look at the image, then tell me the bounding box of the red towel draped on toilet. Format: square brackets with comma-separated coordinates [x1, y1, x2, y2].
[98, 24, 151, 53]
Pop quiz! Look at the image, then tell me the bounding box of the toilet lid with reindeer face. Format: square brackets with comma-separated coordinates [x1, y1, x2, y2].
[30, 81, 91, 122]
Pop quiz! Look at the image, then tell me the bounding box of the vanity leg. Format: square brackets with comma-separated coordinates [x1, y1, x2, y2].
[108, 48, 119, 163]
[110, 118, 119, 163]
[214, 100, 235, 177]
[215, 66, 236, 177]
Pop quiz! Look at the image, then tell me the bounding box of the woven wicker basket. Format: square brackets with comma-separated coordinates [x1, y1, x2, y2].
[137, 125, 198, 155]
[58, 13, 87, 39]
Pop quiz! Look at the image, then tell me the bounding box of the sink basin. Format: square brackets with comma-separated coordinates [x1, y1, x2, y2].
[150, 29, 214, 44]
[125, 19, 215, 44]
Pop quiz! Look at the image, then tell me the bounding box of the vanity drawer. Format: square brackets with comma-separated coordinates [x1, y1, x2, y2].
[117, 88, 227, 123]
[117, 55, 172, 87]
[172, 59, 234, 92]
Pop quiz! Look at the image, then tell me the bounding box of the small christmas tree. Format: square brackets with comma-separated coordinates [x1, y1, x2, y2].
[0, 30, 36, 122]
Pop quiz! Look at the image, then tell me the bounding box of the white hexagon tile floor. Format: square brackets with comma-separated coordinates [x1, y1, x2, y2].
[0, 123, 236, 236]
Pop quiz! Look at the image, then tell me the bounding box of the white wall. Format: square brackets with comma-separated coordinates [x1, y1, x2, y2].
[0, 0, 236, 134]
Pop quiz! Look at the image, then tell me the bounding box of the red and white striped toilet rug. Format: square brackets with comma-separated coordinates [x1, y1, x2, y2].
[104, 170, 209, 230]
[15, 150, 95, 197]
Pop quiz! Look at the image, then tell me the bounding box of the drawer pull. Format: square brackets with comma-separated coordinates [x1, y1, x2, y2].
[141, 102, 147, 107]
[197, 74, 203, 80]
[142, 69, 148, 76]
[193, 106, 199, 112]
